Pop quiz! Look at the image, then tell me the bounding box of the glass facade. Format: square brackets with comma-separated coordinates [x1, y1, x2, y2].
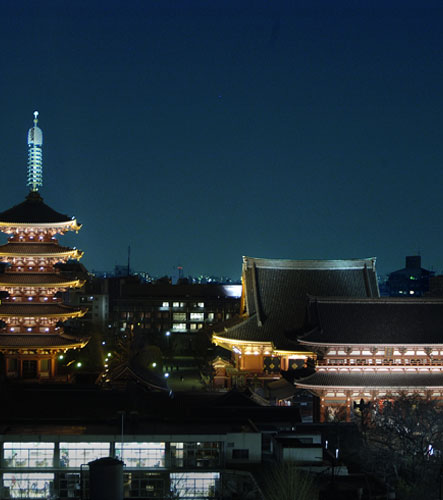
[170, 472, 220, 499]
[0, 440, 225, 499]
[3, 472, 54, 499]
[115, 442, 166, 468]
[59, 442, 110, 467]
[3, 442, 54, 468]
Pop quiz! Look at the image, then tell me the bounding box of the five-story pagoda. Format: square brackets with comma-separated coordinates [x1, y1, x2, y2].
[0, 112, 88, 381]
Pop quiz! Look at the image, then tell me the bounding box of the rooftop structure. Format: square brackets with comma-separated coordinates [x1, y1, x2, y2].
[385, 255, 434, 297]
[296, 297, 443, 421]
[0, 113, 88, 381]
[212, 256, 378, 388]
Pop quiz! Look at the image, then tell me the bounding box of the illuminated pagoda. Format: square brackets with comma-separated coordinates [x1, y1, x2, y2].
[295, 297, 443, 422]
[0, 112, 88, 380]
[212, 256, 379, 388]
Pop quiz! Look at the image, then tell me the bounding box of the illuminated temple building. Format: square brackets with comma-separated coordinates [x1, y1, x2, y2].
[296, 297, 443, 421]
[212, 256, 443, 422]
[0, 112, 88, 380]
[212, 256, 379, 386]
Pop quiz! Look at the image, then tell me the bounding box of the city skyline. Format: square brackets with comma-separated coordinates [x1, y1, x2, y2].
[1, 1, 443, 278]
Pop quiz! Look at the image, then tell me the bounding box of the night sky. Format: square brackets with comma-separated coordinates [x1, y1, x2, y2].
[1, 1, 443, 279]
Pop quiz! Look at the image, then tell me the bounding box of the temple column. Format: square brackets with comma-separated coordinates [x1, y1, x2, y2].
[346, 392, 352, 422]
[319, 392, 326, 423]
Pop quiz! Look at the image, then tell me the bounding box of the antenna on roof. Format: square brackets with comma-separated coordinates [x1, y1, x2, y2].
[27, 111, 43, 192]
[127, 245, 131, 276]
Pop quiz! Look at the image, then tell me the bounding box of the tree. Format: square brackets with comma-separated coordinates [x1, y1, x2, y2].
[262, 463, 318, 500]
[357, 392, 443, 499]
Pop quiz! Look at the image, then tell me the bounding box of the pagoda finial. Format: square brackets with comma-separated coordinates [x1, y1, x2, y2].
[27, 111, 43, 192]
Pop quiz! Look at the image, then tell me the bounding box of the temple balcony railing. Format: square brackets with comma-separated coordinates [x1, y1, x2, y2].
[317, 358, 443, 367]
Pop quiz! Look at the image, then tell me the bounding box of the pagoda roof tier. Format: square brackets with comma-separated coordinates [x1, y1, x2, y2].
[0, 273, 85, 288]
[0, 333, 88, 350]
[0, 192, 81, 231]
[299, 297, 443, 346]
[213, 256, 379, 351]
[0, 242, 83, 259]
[296, 369, 443, 389]
[0, 303, 87, 318]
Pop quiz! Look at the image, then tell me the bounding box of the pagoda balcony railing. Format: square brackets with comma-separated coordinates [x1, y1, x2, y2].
[317, 358, 443, 367]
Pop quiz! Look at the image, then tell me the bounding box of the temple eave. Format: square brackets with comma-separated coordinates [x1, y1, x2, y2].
[212, 334, 274, 350]
[0, 279, 86, 288]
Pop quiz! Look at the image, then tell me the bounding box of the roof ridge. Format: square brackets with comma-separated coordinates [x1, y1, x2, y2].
[242, 256, 377, 271]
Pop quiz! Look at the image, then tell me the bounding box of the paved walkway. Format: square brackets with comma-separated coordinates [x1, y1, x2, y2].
[163, 364, 207, 392]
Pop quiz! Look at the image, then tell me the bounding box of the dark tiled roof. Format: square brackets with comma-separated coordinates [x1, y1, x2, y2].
[0, 192, 73, 224]
[296, 370, 443, 388]
[0, 243, 79, 255]
[218, 257, 378, 350]
[0, 303, 85, 317]
[107, 362, 169, 392]
[0, 273, 82, 286]
[299, 298, 443, 345]
[0, 333, 87, 348]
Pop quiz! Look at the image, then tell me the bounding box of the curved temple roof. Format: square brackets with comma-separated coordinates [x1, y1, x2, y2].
[0, 303, 86, 318]
[299, 297, 443, 346]
[0, 242, 83, 259]
[0, 274, 85, 288]
[0, 192, 80, 229]
[213, 256, 379, 351]
[296, 370, 443, 389]
[0, 333, 88, 350]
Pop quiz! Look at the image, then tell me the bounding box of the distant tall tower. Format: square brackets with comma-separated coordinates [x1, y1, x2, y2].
[27, 111, 43, 191]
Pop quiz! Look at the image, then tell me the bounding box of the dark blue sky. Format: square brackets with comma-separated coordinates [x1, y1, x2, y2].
[1, 1, 443, 278]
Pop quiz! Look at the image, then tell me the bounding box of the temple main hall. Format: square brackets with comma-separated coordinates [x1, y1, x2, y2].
[0, 112, 88, 381]
[212, 255, 443, 421]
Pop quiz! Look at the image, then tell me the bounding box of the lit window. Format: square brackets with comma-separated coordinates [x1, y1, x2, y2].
[170, 472, 220, 498]
[3, 473, 54, 498]
[59, 442, 110, 468]
[208, 313, 214, 321]
[162, 302, 169, 307]
[115, 442, 165, 467]
[198, 302, 204, 308]
[173, 302, 180, 307]
[190, 324, 197, 330]
[190, 312, 204, 321]
[172, 323, 187, 332]
[3, 442, 55, 467]
[173, 313, 186, 321]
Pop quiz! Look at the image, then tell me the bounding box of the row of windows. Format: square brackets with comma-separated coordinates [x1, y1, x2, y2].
[120, 312, 221, 321]
[2, 442, 222, 469]
[1, 471, 220, 500]
[163, 302, 205, 308]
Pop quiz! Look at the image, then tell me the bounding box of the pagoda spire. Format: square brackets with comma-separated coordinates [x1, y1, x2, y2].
[26, 111, 43, 192]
